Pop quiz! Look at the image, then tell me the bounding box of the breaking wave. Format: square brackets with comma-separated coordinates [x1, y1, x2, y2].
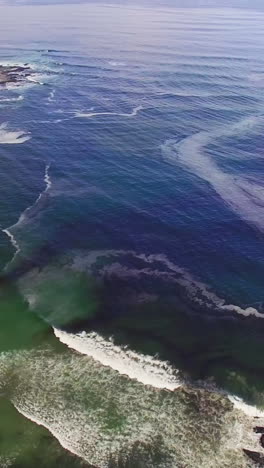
[54, 328, 180, 391]
[11, 248, 264, 466]
[0, 346, 261, 468]
[55, 328, 264, 417]
[26, 74, 45, 85]
[0, 122, 30, 144]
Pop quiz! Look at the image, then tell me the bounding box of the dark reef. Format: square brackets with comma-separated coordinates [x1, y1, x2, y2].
[0, 64, 34, 86]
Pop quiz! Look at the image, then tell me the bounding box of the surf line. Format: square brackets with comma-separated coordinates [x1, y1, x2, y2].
[53, 327, 264, 425]
[74, 104, 143, 119]
[2, 164, 51, 270]
[72, 249, 264, 319]
[12, 404, 82, 463]
[54, 328, 181, 391]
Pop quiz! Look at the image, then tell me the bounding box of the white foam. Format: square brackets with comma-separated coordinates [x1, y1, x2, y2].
[44, 164, 52, 191]
[47, 89, 55, 102]
[0, 456, 15, 468]
[12, 404, 78, 462]
[26, 74, 45, 85]
[74, 105, 143, 119]
[72, 249, 263, 319]
[54, 328, 180, 391]
[5, 82, 26, 91]
[2, 228, 21, 270]
[14, 163, 51, 227]
[0, 123, 30, 144]
[35, 119, 64, 124]
[2, 229, 21, 268]
[0, 62, 46, 89]
[161, 115, 264, 234]
[221, 303, 264, 318]
[0, 60, 32, 68]
[0, 346, 259, 468]
[0, 95, 23, 103]
[108, 61, 126, 67]
[229, 395, 264, 418]
[2, 164, 51, 269]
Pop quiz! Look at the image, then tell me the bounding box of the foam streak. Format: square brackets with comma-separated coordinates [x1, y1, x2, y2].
[162, 115, 264, 233]
[0, 122, 30, 144]
[74, 105, 143, 119]
[2, 164, 51, 269]
[54, 328, 180, 391]
[72, 249, 263, 319]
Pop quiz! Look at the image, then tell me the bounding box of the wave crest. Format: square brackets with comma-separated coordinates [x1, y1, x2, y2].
[54, 328, 180, 391]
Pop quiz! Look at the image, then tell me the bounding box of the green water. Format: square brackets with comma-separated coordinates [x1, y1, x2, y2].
[0, 399, 91, 468]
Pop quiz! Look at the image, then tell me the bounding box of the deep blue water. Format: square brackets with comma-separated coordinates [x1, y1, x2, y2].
[0, 4, 263, 311]
[0, 3, 264, 467]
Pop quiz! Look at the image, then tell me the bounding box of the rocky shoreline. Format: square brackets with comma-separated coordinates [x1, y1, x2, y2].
[0, 64, 34, 87]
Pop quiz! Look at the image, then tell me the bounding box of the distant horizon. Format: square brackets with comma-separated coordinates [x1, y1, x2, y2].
[1, 0, 264, 10]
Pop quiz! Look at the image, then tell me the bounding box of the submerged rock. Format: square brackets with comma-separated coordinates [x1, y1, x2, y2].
[0, 64, 35, 87]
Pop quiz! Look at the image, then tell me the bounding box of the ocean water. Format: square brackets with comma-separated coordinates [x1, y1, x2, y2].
[0, 3, 264, 467]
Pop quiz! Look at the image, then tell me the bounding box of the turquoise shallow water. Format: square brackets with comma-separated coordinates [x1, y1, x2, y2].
[0, 3, 264, 467]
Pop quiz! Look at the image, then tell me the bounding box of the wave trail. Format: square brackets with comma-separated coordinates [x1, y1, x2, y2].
[161, 115, 264, 234]
[2, 164, 51, 269]
[47, 89, 55, 103]
[74, 105, 143, 119]
[2, 229, 21, 262]
[26, 74, 45, 85]
[44, 163, 52, 191]
[0, 123, 30, 144]
[0, 95, 23, 103]
[72, 249, 263, 319]
[54, 328, 180, 391]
